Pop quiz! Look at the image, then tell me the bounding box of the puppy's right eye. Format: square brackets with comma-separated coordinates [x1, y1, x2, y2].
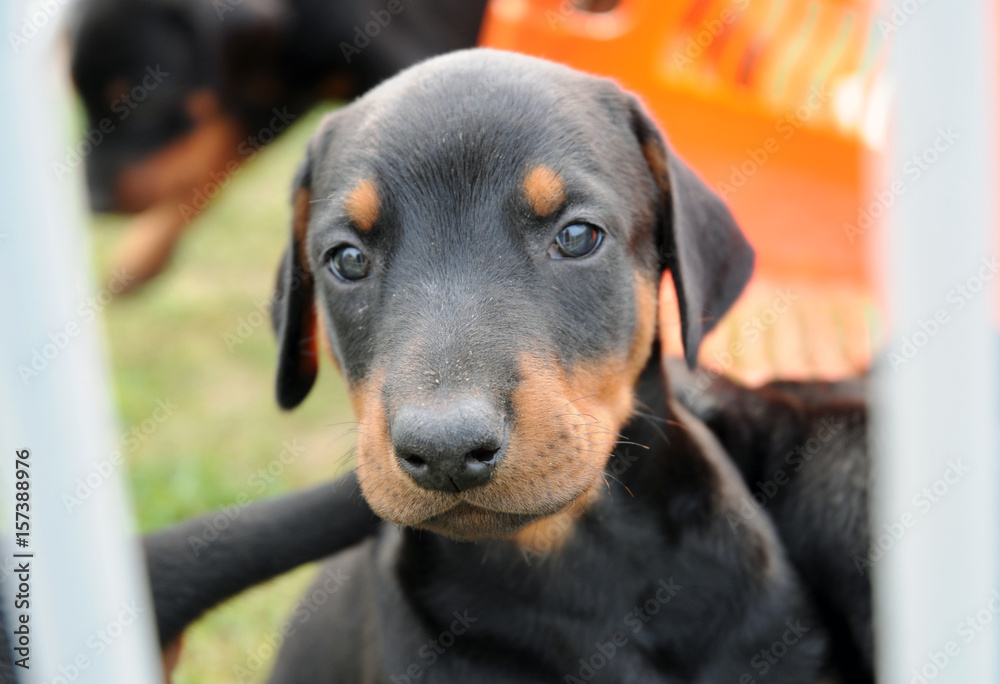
[327, 245, 371, 281]
[550, 223, 603, 259]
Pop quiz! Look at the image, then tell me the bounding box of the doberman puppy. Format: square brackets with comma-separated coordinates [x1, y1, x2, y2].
[68, 0, 488, 290]
[1, 46, 870, 683]
[256, 48, 842, 682]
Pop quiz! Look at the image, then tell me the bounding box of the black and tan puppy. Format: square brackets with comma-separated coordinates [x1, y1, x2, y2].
[0, 56, 877, 675]
[264, 48, 834, 682]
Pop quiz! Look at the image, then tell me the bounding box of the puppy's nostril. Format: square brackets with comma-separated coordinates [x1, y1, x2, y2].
[403, 454, 427, 468]
[466, 448, 499, 465]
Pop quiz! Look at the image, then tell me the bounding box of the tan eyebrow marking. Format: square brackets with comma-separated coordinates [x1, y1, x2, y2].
[523, 165, 565, 217]
[343, 178, 380, 231]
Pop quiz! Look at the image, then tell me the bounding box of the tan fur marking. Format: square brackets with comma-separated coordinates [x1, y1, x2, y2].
[512, 486, 600, 553]
[114, 104, 244, 214]
[629, 273, 659, 381]
[351, 370, 457, 528]
[642, 140, 670, 194]
[292, 187, 312, 269]
[289, 186, 319, 382]
[523, 165, 565, 217]
[315, 307, 339, 374]
[344, 178, 380, 231]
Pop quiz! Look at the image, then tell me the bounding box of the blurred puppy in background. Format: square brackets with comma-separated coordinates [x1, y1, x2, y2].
[68, 0, 488, 291]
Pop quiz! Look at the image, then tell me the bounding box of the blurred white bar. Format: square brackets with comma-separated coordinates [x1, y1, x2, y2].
[0, 2, 161, 683]
[874, 1, 1000, 683]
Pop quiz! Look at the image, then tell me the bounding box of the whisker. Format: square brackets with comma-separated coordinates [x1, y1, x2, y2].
[561, 394, 597, 408]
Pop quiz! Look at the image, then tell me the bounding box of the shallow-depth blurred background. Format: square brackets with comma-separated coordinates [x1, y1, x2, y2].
[90, 105, 353, 682]
[3, 0, 997, 681]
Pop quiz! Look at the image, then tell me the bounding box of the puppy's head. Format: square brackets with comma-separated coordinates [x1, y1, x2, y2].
[272, 50, 753, 541]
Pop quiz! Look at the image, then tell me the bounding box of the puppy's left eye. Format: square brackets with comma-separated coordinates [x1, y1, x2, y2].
[551, 223, 603, 259]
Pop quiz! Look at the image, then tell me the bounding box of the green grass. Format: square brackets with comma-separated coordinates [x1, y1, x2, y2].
[89, 104, 357, 683]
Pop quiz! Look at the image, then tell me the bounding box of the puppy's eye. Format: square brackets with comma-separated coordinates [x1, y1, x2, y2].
[551, 223, 603, 259]
[327, 245, 371, 281]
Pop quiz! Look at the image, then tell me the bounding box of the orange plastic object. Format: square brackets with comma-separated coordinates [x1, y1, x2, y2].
[480, 0, 886, 382]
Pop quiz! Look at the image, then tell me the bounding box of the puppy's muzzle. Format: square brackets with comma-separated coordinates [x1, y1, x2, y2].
[390, 396, 507, 492]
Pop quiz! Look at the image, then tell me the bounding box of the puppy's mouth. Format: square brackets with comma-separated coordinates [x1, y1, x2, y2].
[416, 503, 549, 541]
[355, 454, 605, 542]
[412, 476, 604, 540]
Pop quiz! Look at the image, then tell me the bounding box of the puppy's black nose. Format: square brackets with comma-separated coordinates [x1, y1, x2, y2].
[391, 397, 506, 492]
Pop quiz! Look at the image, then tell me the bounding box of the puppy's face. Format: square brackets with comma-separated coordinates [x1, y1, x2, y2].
[274, 50, 753, 541]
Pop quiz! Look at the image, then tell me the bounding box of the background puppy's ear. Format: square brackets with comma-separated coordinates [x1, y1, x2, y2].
[271, 144, 318, 409]
[628, 97, 755, 368]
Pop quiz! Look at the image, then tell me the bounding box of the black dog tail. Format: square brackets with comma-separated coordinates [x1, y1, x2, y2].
[145, 471, 379, 646]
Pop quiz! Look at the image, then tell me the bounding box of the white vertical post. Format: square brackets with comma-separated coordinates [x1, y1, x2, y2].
[0, 3, 161, 683]
[874, 2, 1000, 683]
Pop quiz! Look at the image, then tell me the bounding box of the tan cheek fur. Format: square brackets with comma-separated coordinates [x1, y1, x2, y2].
[503, 274, 659, 549]
[350, 370, 456, 526]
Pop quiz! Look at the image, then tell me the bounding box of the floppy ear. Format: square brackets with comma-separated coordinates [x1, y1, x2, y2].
[271, 144, 318, 409]
[628, 97, 755, 368]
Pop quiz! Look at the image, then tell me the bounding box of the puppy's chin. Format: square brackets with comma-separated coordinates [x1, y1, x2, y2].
[414, 504, 545, 541]
[364, 479, 601, 542]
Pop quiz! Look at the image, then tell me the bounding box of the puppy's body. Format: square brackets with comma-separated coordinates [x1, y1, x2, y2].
[673, 365, 872, 680]
[264, 49, 840, 682]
